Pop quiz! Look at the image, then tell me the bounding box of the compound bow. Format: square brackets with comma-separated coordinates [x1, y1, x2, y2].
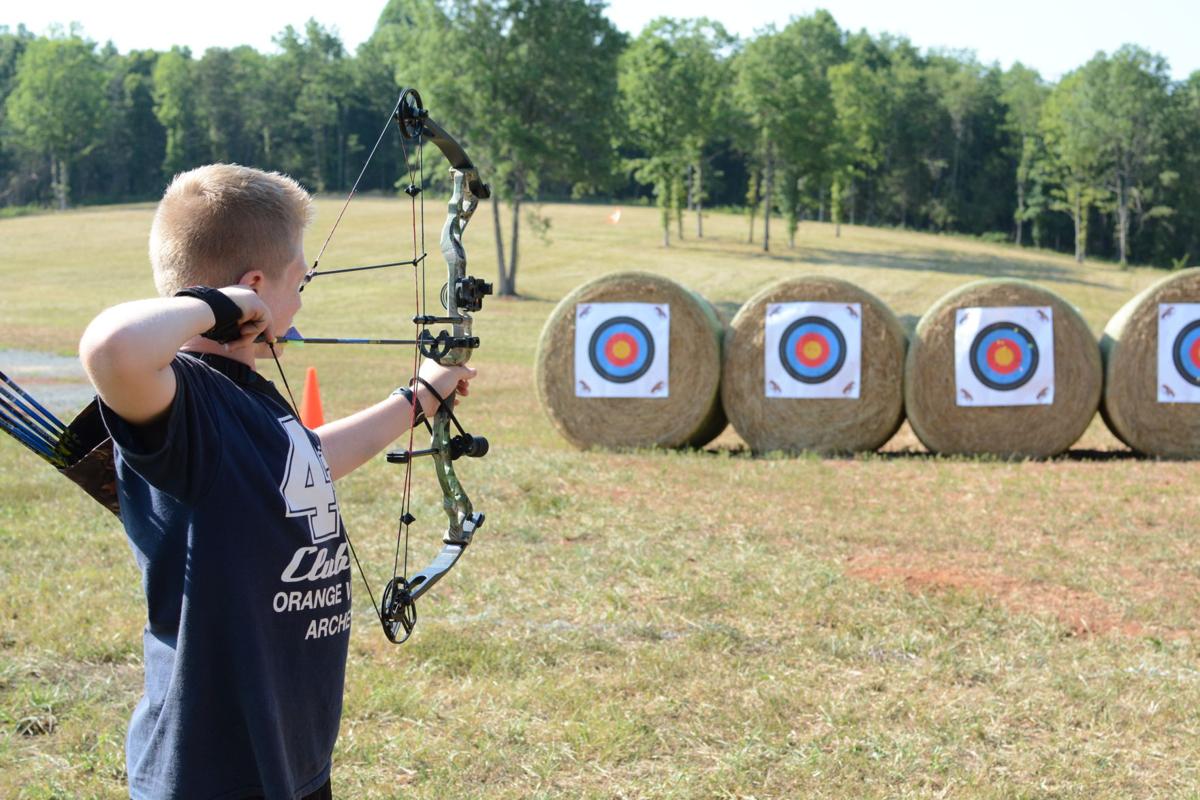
[271, 88, 491, 644]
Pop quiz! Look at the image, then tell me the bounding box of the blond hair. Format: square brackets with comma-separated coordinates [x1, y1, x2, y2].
[150, 164, 313, 296]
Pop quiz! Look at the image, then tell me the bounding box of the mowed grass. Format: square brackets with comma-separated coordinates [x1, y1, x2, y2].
[1, 199, 1198, 798]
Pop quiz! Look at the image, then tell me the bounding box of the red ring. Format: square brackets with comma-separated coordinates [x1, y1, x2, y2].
[604, 332, 639, 367]
[986, 338, 1023, 374]
[794, 332, 830, 367]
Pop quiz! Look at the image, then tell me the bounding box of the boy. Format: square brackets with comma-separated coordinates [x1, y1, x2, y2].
[79, 163, 475, 799]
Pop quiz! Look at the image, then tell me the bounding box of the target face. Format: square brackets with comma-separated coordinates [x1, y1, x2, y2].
[764, 302, 862, 399]
[778, 317, 847, 384]
[1171, 320, 1200, 387]
[574, 302, 670, 398]
[588, 317, 655, 383]
[954, 306, 1054, 407]
[968, 322, 1039, 390]
[1157, 304, 1200, 402]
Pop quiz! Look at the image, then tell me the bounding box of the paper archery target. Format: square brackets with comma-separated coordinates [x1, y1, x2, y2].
[1156, 303, 1200, 402]
[573, 301, 670, 398]
[779, 317, 847, 383]
[953, 306, 1055, 407]
[763, 302, 862, 399]
[968, 322, 1039, 391]
[588, 317, 655, 383]
[1102, 272, 1200, 456]
[1171, 319, 1200, 387]
[724, 279, 904, 453]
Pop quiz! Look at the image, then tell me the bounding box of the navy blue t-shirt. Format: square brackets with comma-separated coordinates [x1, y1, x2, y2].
[101, 353, 351, 800]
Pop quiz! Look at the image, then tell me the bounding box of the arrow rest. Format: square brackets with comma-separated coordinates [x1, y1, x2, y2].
[417, 329, 481, 360]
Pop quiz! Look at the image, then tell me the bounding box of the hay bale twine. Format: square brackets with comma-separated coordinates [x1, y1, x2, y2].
[720, 276, 907, 454]
[535, 271, 726, 449]
[905, 279, 1101, 457]
[1100, 267, 1200, 457]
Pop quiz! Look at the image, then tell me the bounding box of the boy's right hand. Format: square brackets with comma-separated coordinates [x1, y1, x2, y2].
[220, 287, 273, 349]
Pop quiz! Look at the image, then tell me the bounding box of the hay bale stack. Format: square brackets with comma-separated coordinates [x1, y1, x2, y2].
[905, 279, 1101, 457]
[535, 272, 726, 449]
[1101, 267, 1200, 457]
[720, 276, 907, 454]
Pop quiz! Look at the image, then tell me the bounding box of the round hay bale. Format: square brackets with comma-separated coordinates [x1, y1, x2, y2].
[1100, 267, 1200, 457]
[535, 271, 726, 449]
[905, 279, 1101, 457]
[720, 276, 907, 454]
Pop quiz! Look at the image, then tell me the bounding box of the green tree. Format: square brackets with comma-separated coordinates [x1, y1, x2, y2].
[275, 21, 349, 193]
[829, 58, 888, 236]
[1165, 72, 1200, 267]
[195, 47, 271, 168]
[5, 33, 106, 208]
[153, 47, 203, 179]
[671, 20, 734, 238]
[1084, 46, 1173, 266]
[735, 12, 844, 250]
[1000, 63, 1047, 245]
[390, 0, 623, 296]
[733, 31, 784, 250]
[92, 48, 165, 200]
[0, 25, 34, 203]
[1040, 69, 1106, 262]
[618, 18, 718, 247]
[872, 37, 941, 229]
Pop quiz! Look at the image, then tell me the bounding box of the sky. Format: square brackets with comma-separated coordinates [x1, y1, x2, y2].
[5, 0, 1197, 82]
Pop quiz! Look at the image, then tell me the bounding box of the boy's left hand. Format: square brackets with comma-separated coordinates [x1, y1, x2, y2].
[416, 359, 477, 410]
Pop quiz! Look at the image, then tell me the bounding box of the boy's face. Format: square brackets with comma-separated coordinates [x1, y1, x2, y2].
[256, 247, 308, 338]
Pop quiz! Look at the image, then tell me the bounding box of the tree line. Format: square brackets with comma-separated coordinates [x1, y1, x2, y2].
[2, 2, 1198, 296]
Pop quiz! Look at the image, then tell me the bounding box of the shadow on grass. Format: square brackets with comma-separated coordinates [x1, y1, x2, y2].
[702, 445, 1149, 463]
[673, 236, 1112, 289]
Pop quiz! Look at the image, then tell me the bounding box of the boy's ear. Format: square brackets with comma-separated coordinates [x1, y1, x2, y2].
[237, 269, 266, 290]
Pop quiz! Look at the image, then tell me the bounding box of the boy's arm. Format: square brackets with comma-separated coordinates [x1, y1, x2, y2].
[316, 361, 476, 481]
[79, 288, 270, 424]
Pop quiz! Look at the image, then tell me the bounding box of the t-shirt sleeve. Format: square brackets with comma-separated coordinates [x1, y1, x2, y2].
[99, 357, 224, 504]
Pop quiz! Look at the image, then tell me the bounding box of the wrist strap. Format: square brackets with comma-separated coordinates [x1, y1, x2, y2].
[390, 386, 426, 425]
[174, 286, 243, 344]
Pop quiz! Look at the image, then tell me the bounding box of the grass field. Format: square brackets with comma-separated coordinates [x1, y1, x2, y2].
[1, 200, 1198, 798]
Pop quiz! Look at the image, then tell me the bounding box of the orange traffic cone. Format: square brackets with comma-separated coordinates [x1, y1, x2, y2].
[299, 366, 325, 428]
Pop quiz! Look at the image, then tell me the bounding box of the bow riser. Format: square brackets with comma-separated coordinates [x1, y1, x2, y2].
[437, 169, 491, 369]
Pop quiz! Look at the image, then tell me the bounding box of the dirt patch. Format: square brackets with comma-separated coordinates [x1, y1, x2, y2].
[846, 550, 1184, 638]
[0, 348, 94, 418]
